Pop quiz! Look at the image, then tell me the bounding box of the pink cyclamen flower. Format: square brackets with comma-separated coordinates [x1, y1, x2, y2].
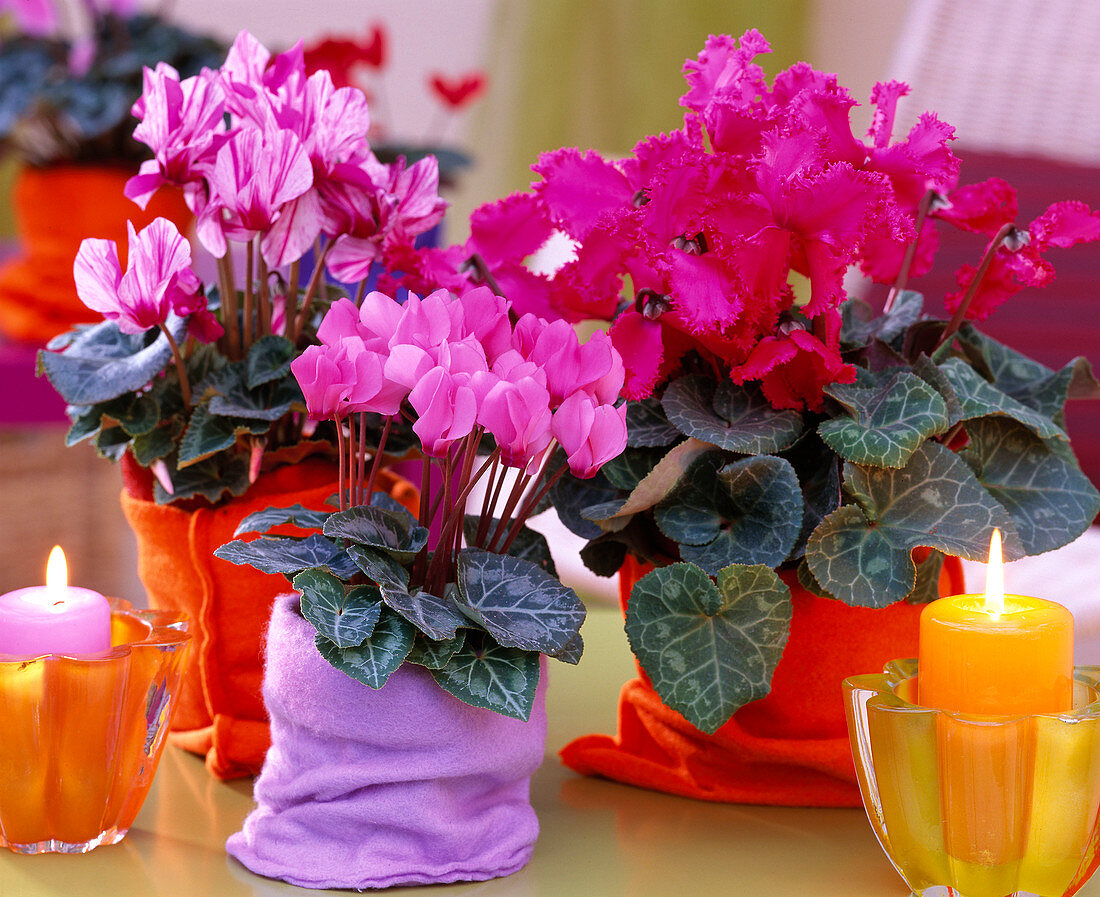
[946, 200, 1100, 321]
[199, 126, 320, 267]
[519, 317, 625, 406]
[551, 392, 628, 479]
[291, 337, 386, 421]
[73, 218, 218, 340]
[408, 366, 480, 457]
[478, 372, 553, 473]
[126, 65, 229, 209]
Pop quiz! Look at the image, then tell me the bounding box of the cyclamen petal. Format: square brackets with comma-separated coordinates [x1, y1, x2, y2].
[552, 392, 627, 479]
[261, 189, 323, 267]
[74, 239, 124, 317]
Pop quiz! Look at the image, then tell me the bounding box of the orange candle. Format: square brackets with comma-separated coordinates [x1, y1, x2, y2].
[918, 530, 1073, 716]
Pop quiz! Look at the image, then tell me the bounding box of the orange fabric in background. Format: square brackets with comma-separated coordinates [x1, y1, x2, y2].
[560, 552, 966, 807]
[120, 458, 419, 780]
[0, 165, 191, 344]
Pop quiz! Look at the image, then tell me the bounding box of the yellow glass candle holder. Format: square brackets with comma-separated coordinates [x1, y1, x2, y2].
[0, 600, 191, 854]
[845, 659, 1100, 897]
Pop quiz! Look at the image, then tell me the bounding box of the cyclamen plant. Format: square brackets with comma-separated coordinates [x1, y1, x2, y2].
[391, 31, 1100, 733]
[39, 31, 446, 503]
[215, 287, 628, 720]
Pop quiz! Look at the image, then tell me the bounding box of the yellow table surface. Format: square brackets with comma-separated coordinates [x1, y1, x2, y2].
[3, 607, 1098, 897]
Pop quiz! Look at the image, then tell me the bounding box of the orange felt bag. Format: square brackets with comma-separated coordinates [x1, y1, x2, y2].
[0, 165, 191, 344]
[560, 553, 966, 807]
[119, 457, 419, 780]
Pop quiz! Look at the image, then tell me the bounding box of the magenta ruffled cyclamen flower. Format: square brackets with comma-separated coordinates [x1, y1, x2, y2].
[292, 287, 627, 480]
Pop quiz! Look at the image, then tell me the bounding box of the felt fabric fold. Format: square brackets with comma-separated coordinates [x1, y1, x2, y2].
[227, 593, 547, 890]
[560, 553, 966, 807]
[119, 457, 419, 779]
[0, 165, 191, 344]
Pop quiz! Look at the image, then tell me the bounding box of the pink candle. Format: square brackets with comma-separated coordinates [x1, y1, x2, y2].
[0, 547, 111, 656]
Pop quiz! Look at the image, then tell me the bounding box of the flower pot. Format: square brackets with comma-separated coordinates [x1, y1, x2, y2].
[0, 164, 191, 344]
[560, 553, 966, 807]
[119, 456, 419, 780]
[227, 592, 547, 889]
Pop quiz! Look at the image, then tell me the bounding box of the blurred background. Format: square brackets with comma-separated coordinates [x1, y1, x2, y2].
[0, 0, 1096, 609]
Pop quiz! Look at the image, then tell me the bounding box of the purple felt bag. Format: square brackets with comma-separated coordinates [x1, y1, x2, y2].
[227, 593, 548, 889]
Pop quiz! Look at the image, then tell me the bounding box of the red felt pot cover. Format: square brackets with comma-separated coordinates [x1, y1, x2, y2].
[560, 553, 966, 807]
[119, 457, 419, 780]
[0, 164, 191, 344]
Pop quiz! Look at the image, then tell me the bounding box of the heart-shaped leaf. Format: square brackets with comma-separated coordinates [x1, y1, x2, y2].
[246, 335, 296, 389]
[66, 404, 105, 446]
[463, 517, 558, 576]
[323, 506, 429, 563]
[625, 398, 681, 447]
[381, 585, 468, 641]
[549, 467, 621, 539]
[820, 369, 949, 468]
[625, 562, 792, 734]
[203, 361, 303, 421]
[215, 533, 355, 577]
[406, 632, 466, 670]
[806, 442, 1021, 607]
[346, 544, 410, 590]
[178, 403, 268, 467]
[962, 417, 1100, 554]
[103, 391, 160, 437]
[38, 316, 187, 405]
[235, 504, 331, 536]
[130, 422, 179, 465]
[840, 291, 923, 349]
[294, 571, 382, 647]
[155, 453, 251, 504]
[939, 358, 1066, 441]
[580, 538, 628, 578]
[454, 549, 585, 655]
[907, 550, 948, 605]
[430, 631, 541, 721]
[662, 376, 803, 454]
[315, 609, 415, 689]
[781, 432, 841, 561]
[601, 446, 668, 492]
[680, 456, 804, 573]
[911, 354, 963, 427]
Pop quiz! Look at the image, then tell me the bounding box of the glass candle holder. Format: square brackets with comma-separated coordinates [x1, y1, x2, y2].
[845, 659, 1100, 897]
[0, 600, 191, 854]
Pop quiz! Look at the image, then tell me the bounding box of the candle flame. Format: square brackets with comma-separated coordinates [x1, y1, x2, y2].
[45, 545, 68, 603]
[983, 528, 1004, 617]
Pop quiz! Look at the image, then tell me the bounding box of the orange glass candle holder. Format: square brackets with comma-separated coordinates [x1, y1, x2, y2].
[0, 600, 191, 854]
[845, 659, 1100, 897]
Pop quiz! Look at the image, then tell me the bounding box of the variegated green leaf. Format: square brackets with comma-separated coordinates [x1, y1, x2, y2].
[235, 504, 331, 536]
[625, 398, 681, 447]
[323, 506, 429, 563]
[315, 609, 415, 689]
[430, 632, 541, 720]
[662, 375, 803, 454]
[939, 358, 1066, 440]
[294, 571, 381, 647]
[625, 562, 791, 734]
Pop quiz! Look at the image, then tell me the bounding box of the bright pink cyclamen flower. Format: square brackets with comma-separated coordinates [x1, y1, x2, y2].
[73, 218, 219, 340]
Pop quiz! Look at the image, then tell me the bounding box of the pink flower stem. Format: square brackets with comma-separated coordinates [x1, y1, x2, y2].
[487, 467, 534, 553]
[347, 413, 358, 506]
[932, 222, 1015, 361]
[285, 261, 300, 341]
[158, 323, 192, 408]
[217, 253, 240, 360]
[466, 252, 506, 299]
[336, 418, 347, 512]
[292, 242, 333, 342]
[499, 460, 568, 555]
[243, 239, 254, 351]
[258, 251, 272, 337]
[314, 238, 330, 304]
[354, 279, 368, 306]
[477, 453, 506, 546]
[364, 414, 392, 503]
[885, 189, 936, 312]
[427, 446, 501, 591]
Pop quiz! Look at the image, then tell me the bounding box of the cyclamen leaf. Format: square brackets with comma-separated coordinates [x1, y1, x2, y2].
[601, 446, 668, 491]
[962, 417, 1100, 555]
[595, 437, 713, 523]
[204, 361, 304, 421]
[38, 316, 187, 406]
[294, 571, 381, 647]
[323, 506, 429, 563]
[840, 292, 923, 349]
[911, 354, 964, 427]
[103, 391, 160, 437]
[907, 550, 948, 605]
[215, 533, 355, 577]
[246, 335, 296, 389]
[625, 562, 792, 734]
[131, 422, 179, 466]
[381, 586, 468, 641]
[679, 456, 803, 573]
[430, 631, 541, 721]
[462, 517, 558, 576]
[66, 405, 105, 446]
[346, 544, 410, 590]
[580, 538, 628, 578]
[939, 358, 1066, 440]
[178, 403, 267, 467]
[549, 467, 621, 539]
[454, 549, 585, 655]
[406, 633, 466, 670]
[315, 609, 415, 689]
[819, 370, 949, 468]
[662, 376, 803, 454]
[95, 425, 130, 461]
[806, 442, 1021, 607]
[156, 454, 250, 504]
[625, 398, 681, 447]
[781, 432, 841, 561]
[235, 504, 331, 536]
